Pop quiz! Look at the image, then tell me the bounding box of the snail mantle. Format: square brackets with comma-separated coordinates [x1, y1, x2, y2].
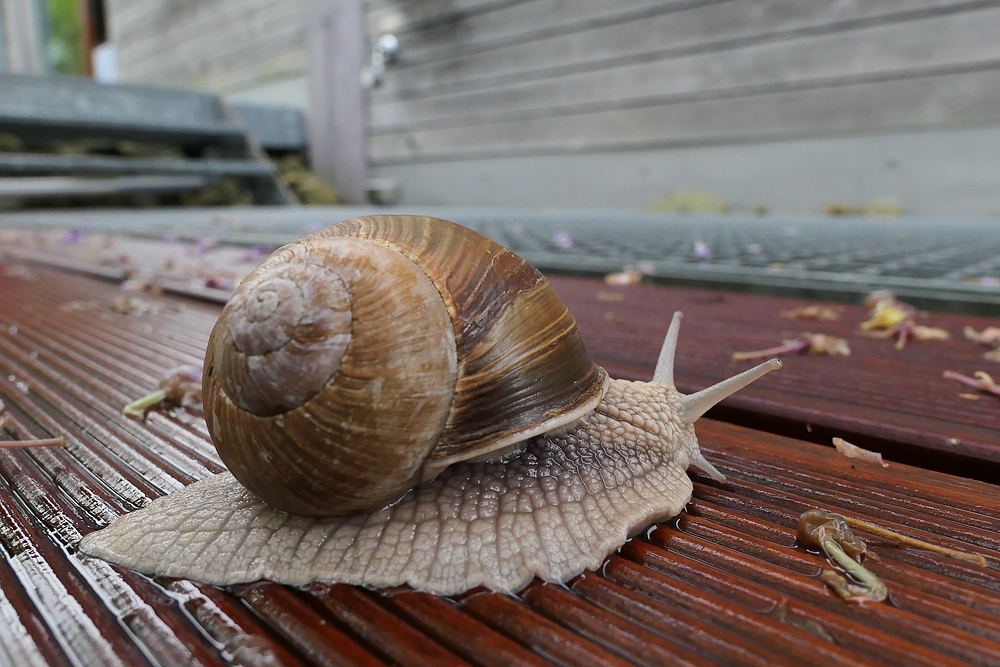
[80, 215, 780, 596]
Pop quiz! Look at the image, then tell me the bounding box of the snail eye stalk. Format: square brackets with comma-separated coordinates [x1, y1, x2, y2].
[681, 359, 782, 424]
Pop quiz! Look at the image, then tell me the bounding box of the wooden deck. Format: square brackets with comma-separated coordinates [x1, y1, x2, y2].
[0, 261, 998, 666]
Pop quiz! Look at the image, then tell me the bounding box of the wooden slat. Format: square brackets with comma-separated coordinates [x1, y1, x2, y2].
[110, 0, 306, 93]
[373, 0, 987, 93]
[307, 0, 370, 204]
[365, 0, 529, 35]
[371, 64, 1000, 162]
[371, 5, 1000, 131]
[1, 265, 1000, 666]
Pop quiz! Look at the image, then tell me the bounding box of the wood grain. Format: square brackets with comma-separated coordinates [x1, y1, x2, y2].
[1, 263, 1000, 665]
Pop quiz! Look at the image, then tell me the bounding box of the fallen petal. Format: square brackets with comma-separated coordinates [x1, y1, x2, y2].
[832, 437, 888, 467]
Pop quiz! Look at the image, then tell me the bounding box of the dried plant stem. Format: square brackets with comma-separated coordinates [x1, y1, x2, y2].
[943, 370, 1000, 397]
[843, 516, 987, 566]
[0, 420, 66, 448]
[123, 389, 168, 418]
[0, 437, 66, 449]
[732, 339, 808, 361]
[821, 538, 888, 603]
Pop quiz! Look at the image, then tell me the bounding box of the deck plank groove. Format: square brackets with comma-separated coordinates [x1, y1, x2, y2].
[0, 265, 998, 665]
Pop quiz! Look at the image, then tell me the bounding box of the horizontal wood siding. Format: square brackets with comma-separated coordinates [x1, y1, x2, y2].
[367, 0, 1000, 165]
[106, 0, 307, 94]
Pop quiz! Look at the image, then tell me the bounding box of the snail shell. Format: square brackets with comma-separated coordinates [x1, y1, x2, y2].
[80, 215, 780, 595]
[202, 215, 607, 515]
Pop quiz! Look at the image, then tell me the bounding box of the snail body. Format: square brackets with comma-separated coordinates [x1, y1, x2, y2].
[80, 215, 779, 595]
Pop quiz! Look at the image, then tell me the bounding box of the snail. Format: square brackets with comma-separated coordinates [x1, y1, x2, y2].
[80, 215, 780, 595]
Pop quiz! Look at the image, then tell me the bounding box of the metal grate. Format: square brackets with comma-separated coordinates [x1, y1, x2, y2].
[3, 207, 1000, 312]
[1, 267, 1000, 665]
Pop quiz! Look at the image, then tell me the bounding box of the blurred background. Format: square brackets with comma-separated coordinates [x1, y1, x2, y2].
[2, 0, 1000, 215]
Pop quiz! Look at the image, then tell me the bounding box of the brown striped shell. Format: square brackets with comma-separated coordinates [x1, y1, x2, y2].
[202, 215, 608, 516]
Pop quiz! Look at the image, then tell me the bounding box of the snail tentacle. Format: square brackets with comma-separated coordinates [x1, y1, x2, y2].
[652, 311, 683, 386]
[681, 358, 782, 423]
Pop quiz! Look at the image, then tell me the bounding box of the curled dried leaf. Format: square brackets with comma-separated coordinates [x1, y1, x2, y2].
[805, 333, 852, 356]
[732, 333, 851, 361]
[860, 290, 918, 334]
[797, 509, 886, 604]
[798, 509, 867, 559]
[112, 296, 151, 315]
[860, 305, 910, 332]
[911, 325, 950, 342]
[858, 293, 947, 349]
[964, 326, 1000, 346]
[604, 268, 646, 286]
[832, 437, 888, 467]
[780, 306, 843, 321]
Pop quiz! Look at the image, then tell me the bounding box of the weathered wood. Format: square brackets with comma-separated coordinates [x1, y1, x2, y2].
[374, 0, 981, 94]
[371, 5, 1000, 131]
[107, 0, 306, 94]
[1, 265, 1000, 665]
[370, 65, 1000, 162]
[307, 0, 370, 204]
[365, 0, 528, 36]
[0, 0, 46, 74]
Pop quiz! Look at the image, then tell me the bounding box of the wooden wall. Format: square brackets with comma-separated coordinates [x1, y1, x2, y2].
[366, 0, 1000, 166]
[105, 0, 307, 96]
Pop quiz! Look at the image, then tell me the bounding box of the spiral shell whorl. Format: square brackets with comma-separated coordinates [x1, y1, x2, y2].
[220, 254, 352, 417]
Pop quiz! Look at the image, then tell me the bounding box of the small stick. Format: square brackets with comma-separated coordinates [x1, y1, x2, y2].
[0, 437, 66, 449]
[843, 516, 987, 566]
[123, 389, 168, 418]
[0, 419, 66, 449]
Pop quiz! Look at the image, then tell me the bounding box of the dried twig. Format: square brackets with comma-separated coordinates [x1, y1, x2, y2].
[0, 418, 66, 449]
[842, 516, 987, 566]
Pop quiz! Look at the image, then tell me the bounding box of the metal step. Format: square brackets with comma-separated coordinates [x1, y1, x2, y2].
[0, 73, 297, 206]
[0, 175, 211, 199]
